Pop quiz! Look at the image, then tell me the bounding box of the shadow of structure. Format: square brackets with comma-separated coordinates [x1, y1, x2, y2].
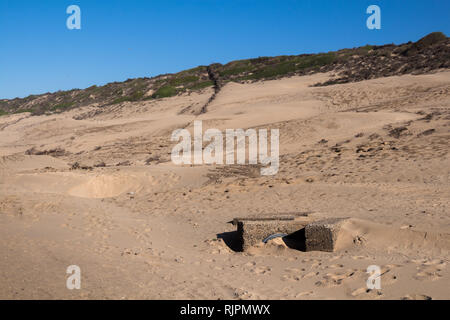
[217, 231, 242, 252]
[282, 228, 306, 251]
[217, 228, 306, 253]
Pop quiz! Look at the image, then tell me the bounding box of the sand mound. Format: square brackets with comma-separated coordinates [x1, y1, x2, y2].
[68, 174, 146, 198]
[336, 218, 450, 253]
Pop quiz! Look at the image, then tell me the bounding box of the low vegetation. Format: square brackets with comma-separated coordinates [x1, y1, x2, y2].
[0, 32, 447, 117]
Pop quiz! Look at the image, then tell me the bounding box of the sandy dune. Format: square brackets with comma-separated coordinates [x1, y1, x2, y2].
[0, 71, 449, 299]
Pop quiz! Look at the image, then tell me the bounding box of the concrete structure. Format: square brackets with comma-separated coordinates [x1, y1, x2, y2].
[305, 218, 349, 252]
[233, 214, 313, 251]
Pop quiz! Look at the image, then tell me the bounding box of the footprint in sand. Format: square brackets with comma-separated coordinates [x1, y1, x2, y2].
[401, 294, 432, 300]
[414, 259, 446, 281]
[282, 274, 301, 282]
[351, 287, 369, 296]
[328, 264, 345, 269]
[284, 267, 302, 273]
[351, 287, 383, 298]
[302, 271, 320, 279]
[318, 269, 357, 287]
[329, 255, 343, 261]
[244, 261, 256, 266]
[282, 266, 317, 281]
[415, 268, 443, 281]
[295, 291, 314, 298]
[378, 264, 401, 285]
[352, 255, 367, 260]
[251, 266, 272, 275]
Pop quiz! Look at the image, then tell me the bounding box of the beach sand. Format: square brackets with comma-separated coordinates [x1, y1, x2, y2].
[0, 71, 449, 299]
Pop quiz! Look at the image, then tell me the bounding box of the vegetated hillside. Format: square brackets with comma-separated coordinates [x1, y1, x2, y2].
[0, 32, 448, 116]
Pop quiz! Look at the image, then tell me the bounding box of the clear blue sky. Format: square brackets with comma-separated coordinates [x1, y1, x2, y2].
[1, 0, 449, 99]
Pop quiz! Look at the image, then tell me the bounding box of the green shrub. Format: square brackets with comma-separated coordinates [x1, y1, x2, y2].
[112, 96, 129, 104]
[129, 90, 144, 100]
[170, 76, 199, 86]
[220, 65, 253, 77]
[246, 61, 296, 80]
[295, 53, 336, 69]
[112, 90, 145, 104]
[416, 32, 447, 49]
[152, 85, 177, 99]
[189, 80, 214, 90]
[14, 109, 34, 114]
[219, 53, 336, 81]
[51, 102, 74, 111]
[249, 57, 271, 64]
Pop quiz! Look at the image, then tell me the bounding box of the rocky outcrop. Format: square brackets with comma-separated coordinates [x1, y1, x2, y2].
[199, 64, 223, 114]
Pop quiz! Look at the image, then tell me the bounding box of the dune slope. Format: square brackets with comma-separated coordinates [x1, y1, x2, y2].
[0, 70, 449, 299]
